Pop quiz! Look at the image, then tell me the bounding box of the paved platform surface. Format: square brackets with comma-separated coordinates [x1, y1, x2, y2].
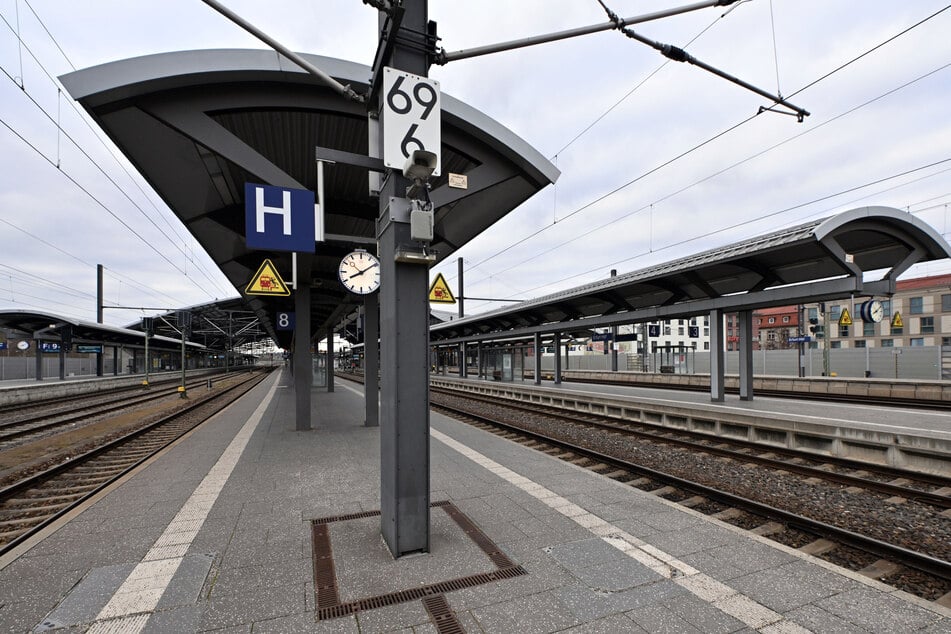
[438, 373, 951, 436]
[1, 368, 948, 632]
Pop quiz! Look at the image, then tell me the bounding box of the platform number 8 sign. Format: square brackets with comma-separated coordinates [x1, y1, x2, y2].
[381, 67, 441, 177]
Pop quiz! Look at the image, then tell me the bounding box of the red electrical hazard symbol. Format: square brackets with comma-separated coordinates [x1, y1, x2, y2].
[428, 273, 455, 304]
[245, 259, 291, 296]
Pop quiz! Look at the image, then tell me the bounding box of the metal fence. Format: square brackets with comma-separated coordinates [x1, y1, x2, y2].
[537, 346, 950, 380]
[0, 351, 135, 381]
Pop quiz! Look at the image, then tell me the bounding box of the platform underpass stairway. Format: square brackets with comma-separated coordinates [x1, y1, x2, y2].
[942, 346, 951, 380]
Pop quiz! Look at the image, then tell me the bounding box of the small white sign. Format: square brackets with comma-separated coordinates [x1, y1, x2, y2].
[381, 67, 441, 176]
[448, 173, 467, 189]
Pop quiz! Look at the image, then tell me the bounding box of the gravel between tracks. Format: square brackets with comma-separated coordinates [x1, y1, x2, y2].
[434, 392, 951, 598]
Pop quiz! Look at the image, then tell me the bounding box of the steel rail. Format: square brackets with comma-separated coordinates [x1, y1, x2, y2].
[431, 386, 951, 504]
[0, 373, 245, 438]
[0, 370, 271, 557]
[432, 399, 951, 583]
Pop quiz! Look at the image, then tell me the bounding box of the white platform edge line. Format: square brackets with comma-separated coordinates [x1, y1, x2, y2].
[90, 369, 283, 630]
[430, 427, 812, 633]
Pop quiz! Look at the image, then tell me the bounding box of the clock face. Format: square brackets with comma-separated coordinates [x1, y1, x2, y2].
[869, 300, 884, 323]
[338, 251, 381, 295]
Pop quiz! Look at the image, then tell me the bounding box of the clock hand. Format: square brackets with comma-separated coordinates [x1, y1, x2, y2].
[348, 262, 380, 279]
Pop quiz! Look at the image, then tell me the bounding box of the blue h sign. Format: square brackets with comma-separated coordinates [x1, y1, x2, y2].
[244, 183, 316, 253]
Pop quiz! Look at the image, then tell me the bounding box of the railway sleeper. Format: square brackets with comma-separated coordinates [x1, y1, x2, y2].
[857, 559, 904, 581]
[25, 485, 100, 498]
[799, 538, 838, 556]
[0, 514, 56, 531]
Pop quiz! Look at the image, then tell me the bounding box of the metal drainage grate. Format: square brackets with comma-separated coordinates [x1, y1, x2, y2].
[311, 522, 340, 609]
[422, 594, 465, 634]
[311, 500, 527, 621]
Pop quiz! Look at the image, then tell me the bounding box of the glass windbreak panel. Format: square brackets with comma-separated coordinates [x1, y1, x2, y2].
[312, 354, 327, 387]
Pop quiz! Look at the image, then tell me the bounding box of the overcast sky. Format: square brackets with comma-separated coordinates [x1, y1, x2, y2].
[1, 0, 949, 329]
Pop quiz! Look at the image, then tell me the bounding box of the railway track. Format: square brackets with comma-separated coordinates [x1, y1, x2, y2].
[428, 389, 951, 603]
[0, 369, 272, 557]
[0, 369, 235, 419]
[556, 374, 951, 411]
[431, 387, 951, 508]
[0, 371, 251, 448]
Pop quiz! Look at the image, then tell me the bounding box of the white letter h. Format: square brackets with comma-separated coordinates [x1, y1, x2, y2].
[255, 188, 292, 235]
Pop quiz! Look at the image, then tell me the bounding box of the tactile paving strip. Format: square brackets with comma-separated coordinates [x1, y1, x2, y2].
[311, 500, 526, 622]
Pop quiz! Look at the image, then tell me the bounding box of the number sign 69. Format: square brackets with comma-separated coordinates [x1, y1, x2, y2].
[381, 67, 441, 176]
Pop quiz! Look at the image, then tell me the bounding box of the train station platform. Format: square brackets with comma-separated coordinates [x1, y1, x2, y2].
[1, 368, 948, 632]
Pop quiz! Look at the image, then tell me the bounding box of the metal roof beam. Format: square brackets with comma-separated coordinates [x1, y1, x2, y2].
[430, 276, 884, 345]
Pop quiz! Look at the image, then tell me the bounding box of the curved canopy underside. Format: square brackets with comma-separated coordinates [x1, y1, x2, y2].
[60, 49, 559, 349]
[430, 206, 951, 343]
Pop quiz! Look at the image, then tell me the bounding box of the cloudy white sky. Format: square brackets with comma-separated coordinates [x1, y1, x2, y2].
[0, 0, 949, 328]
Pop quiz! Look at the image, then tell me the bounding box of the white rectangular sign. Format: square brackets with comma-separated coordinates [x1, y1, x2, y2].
[381, 66, 441, 176]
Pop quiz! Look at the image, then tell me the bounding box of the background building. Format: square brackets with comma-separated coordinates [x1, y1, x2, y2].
[803, 273, 951, 349]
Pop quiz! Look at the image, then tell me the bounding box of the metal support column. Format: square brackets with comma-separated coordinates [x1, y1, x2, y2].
[477, 341, 483, 379]
[376, 0, 432, 558]
[96, 264, 104, 377]
[533, 332, 542, 385]
[294, 258, 313, 431]
[709, 309, 724, 402]
[113, 346, 119, 376]
[33, 340, 42, 380]
[738, 309, 753, 401]
[610, 269, 618, 372]
[457, 256, 464, 319]
[365, 291, 379, 427]
[553, 332, 562, 385]
[327, 328, 335, 392]
[58, 346, 66, 380]
[459, 342, 466, 377]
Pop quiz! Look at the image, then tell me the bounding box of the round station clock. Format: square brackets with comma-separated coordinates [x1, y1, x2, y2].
[338, 250, 381, 295]
[862, 299, 885, 323]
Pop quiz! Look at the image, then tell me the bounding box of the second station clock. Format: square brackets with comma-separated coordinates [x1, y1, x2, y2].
[338, 250, 381, 295]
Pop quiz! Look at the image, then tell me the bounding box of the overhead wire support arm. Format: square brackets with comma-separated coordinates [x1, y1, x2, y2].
[598, 0, 809, 121]
[435, 0, 741, 65]
[200, 0, 366, 104]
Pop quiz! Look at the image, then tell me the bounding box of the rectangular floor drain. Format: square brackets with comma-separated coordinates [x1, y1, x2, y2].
[311, 500, 526, 621]
[422, 594, 465, 634]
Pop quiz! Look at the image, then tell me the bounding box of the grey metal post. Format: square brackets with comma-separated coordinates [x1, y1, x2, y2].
[477, 341, 483, 378]
[376, 0, 431, 558]
[96, 264, 104, 376]
[610, 269, 618, 372]
[821, 302, 830, 376]
[457, 256, 464, 319]
[294, 257, 313, 431]
[365, 291, 379, 427]
[709, 309, 725, 402]
[58, 345, 65, 380]
[533, 332, 542, 385]
[113, 346, 119, 376]
[553, 332, 562, 385]
[180, 327, 186, 397]
[327, 328, 335, 392]
[33, 339, 43, 381]
[738, 309, 753, 401]
[459, 342, 466, 377]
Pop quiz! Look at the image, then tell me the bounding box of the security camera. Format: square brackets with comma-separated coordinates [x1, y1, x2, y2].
[402, 150, 437, 181]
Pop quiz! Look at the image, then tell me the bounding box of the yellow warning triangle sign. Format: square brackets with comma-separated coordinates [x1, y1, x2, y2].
[838, 307, 853, 326]
[891, 311, 903, 328]
[428, 272, 456, 304]
[245, 259, 291, 296]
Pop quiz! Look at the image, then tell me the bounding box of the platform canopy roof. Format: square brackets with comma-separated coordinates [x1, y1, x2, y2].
[122, 297, 267, 351]
[60, 49, 559, 350]
[0, 310, 203, 351]
[430, 206, 951, 343]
